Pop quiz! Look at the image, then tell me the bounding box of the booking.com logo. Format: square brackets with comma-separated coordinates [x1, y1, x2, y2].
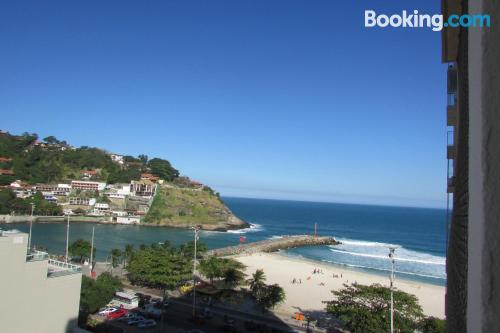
[365, 10, 491, 31]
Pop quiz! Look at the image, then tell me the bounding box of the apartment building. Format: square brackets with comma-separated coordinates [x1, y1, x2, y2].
[0, 231, 82, 333]
[71, 180, 106, 191]
[442, 0, 500, 331]
[35, 183, 71, 196]
[130, 179, 156, 197]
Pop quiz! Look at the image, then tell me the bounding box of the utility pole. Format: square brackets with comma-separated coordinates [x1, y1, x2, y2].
[65, 214, 70, 263]
[28, 203, 35, 251]
[192, 226, 200, 317]
[90, 226, 95, 274]
[389, 247, 396, 333]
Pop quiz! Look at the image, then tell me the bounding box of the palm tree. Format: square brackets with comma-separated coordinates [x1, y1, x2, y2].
[248, 269, 266, 293]
[123, 244, 134, 267]
[110, 248, 123, 274]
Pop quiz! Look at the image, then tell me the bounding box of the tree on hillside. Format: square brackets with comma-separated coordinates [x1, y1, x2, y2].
[69, 239, 94, 263]
[325, 283, 425, 333]
[43, 136, 61, 144]
[138, 154, 148, 164]
[147, 158, 179, 181]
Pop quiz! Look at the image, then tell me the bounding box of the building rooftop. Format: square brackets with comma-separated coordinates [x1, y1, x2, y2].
[1, 230, 82, 278]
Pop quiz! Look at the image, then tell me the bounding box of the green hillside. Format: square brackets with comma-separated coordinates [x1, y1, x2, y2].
[144, 185, 247, 230]
[0, 131, 177, 185]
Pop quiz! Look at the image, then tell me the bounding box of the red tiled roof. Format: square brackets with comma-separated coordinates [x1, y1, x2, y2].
[141, 173, 160, 181]
[0, 169, 15, 175]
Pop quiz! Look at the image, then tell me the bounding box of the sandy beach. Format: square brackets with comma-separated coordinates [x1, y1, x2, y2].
[235, 252, 445, 319]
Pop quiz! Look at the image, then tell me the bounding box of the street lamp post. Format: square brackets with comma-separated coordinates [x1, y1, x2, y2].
[192, 226, 200, 317]
[389, 247, 396, 333]
[90, 226, 95, 273]
[28, 203, 35, 251]
[65, 214, 70, 263]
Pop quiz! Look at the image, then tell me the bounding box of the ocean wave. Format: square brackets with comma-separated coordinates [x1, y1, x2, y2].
[319, 259, 446, 280]
[268, 235, 284, 240]
[1, 229, 21, 234]
[331, 238, 446, 265]
[226, 223, 263, 234]
[329, 248, 445, 265]
[336, 238, 399, 248]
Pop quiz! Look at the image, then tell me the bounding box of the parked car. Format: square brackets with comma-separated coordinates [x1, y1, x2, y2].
[187, 330, 206, 333]
[137, 319, 157, 329]
[127, 315, 146, 325]
[107, 308, 128, 319]
[98, 307, 118, 315]
[118, 312, 138, 322]
[141, 303, 162, 319]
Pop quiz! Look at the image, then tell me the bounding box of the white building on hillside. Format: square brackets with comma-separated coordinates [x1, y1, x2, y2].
[110, 154, 124, 165]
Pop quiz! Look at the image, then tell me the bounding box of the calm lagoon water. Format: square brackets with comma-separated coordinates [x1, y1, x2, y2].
[2, 197, 447, 285]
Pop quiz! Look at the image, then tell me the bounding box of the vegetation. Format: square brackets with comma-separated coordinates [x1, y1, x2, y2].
[126, 242, 193, 291]
[0, 189, 62, 215]
[109, 248, 123, 271]
[248, 269, 266, 295]
[0, 131, 178, 184]
[79, 273, 122, 313]
[223, 267, 246, 288]
[258, 284, 286, 310]
[325, 283, 425, 333]
[143, 186, 231, 226]
[199, 256, 246, 284]
[420, 317, 446, 333]
[247, 269, 286, 310]
[147, 158, 179, 181]
[69, 239, 95, 263]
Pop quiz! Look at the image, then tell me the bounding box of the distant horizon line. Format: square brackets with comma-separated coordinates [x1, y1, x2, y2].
[220, 194, 447, 211]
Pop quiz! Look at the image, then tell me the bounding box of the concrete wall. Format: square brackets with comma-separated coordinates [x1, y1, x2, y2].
[0, 233, 82, 333]
[467, 1, 500, 332]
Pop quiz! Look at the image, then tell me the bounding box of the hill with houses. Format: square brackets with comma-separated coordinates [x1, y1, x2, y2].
[0, 130, 246, 231]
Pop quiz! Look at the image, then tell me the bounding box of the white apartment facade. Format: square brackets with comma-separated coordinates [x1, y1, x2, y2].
[0, 231, 82, 333]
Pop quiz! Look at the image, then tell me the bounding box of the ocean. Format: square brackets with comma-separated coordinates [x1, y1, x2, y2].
[1, 197, 447, 285]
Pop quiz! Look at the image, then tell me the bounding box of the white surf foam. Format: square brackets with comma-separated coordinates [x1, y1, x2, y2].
[226, 223, 263, 234]
[320, 259, 446, 280]
[329, 248, 445, 265]
[330, 237, 446, 266]
[1, 229, 21, 234]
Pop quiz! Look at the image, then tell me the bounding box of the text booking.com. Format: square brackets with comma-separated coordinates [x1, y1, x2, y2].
[365, 10, 491, 31]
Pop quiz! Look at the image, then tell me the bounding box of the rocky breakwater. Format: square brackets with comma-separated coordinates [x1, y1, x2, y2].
[206, 235, 340, 257]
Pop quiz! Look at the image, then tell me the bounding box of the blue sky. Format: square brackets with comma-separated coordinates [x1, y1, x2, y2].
[0, 1, 447, 208]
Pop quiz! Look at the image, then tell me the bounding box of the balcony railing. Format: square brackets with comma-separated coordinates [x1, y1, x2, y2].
[26, 250, 81, 277]
[448, 176, 456, 193]
[47, 258, 82, 278]
[26, 250, 49, 262]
